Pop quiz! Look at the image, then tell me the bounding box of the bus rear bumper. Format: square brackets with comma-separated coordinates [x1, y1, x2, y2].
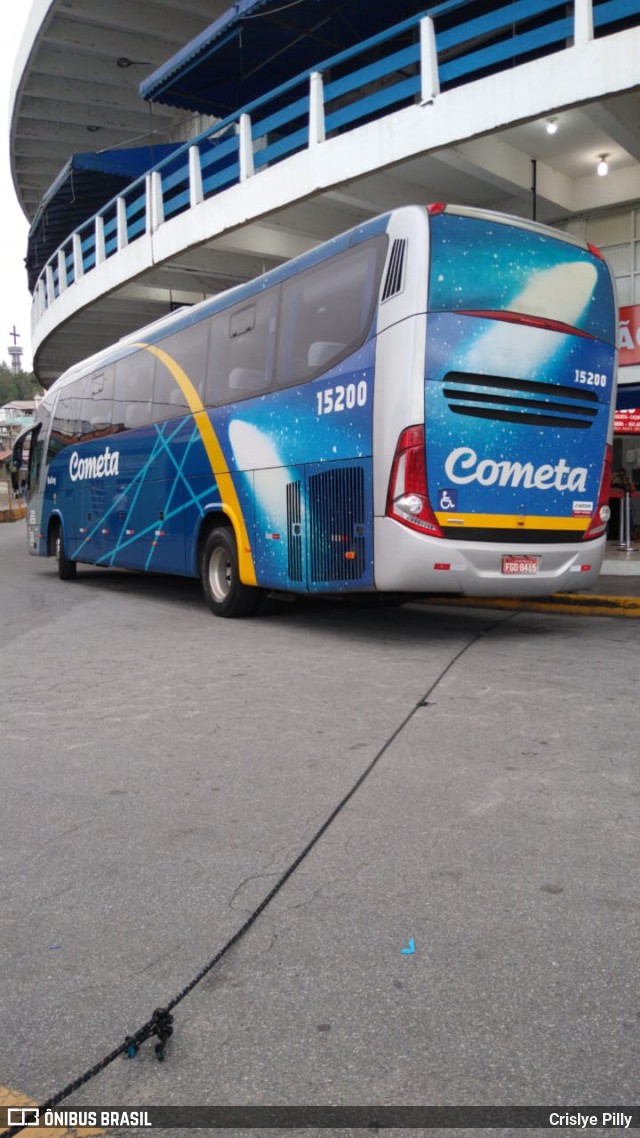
[373, 517, 606, 597]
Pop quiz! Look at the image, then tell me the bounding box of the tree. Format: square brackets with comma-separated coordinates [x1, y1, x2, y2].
[0, 362, 45, 406]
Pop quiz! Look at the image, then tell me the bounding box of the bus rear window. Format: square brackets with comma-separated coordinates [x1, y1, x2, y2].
[428, 213, 616, 345]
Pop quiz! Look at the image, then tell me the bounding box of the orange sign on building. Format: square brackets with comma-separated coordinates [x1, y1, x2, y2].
[619, 304, 640, 366]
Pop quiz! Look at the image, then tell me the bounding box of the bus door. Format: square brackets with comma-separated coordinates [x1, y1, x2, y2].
[12, 423, 46, 553]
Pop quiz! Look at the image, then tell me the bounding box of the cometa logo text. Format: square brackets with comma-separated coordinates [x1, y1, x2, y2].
[69, 446, 120, 481]
[444, 446, 588, 493]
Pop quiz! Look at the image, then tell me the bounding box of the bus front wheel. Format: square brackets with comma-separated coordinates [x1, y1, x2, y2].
[50, 520, 77, 581]
[201, 527, 259, 618]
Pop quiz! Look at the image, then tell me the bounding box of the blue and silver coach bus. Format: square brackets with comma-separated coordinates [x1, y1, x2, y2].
[14, 204, 617, 617]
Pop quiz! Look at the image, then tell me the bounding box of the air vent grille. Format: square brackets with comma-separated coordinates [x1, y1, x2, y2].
[308, 466, 366, 583]
[442, 371, 599, 429]
[286, 480, 303, 582]
[381, 239, 407, 301]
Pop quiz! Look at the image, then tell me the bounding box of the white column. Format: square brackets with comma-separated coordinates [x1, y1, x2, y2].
[309, 72, 326, 147]
[189, 145, 204, 206]
[147, 171, 164, 234]
[420, 16, 440, 103]
[95, 215, 106, 265]
[45, 264, 55, 304]
[72, 233, 84, 281]
[117, 197, 128, 250]
[57, 248, 67, 292]
[239, 113, 255, 181]
[574, 0, 594, 45]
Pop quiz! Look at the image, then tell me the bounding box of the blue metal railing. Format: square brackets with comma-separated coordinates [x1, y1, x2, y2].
[35, 0, 640, 319]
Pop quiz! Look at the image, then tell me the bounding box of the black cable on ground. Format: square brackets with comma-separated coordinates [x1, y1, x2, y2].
[1, 612, 513, 1138]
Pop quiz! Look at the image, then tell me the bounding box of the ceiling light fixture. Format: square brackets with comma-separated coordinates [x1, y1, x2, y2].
[597, 154, 609, 176]
[546, 118, 558, 134]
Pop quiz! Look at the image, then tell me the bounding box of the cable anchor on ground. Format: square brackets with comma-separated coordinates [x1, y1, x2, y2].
[124, 1006, 173, 1062]
[151, 1006, 174, 1061]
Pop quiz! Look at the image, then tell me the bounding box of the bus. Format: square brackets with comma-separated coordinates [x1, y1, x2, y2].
[14, 203, 617, 617]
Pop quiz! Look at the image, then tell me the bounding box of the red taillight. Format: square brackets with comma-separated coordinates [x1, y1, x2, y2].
[428, 202, 447, 215]
[582, 444, 613, 541]
[588, 242, 605, 261]
[386, 425, 443, 537]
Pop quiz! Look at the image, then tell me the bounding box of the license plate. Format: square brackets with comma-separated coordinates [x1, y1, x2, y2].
[501, 555, 539, 575]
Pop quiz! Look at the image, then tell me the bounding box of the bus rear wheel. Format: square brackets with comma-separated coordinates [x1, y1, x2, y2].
[50, 520, 77, 581]
[201, 527, 259, 618]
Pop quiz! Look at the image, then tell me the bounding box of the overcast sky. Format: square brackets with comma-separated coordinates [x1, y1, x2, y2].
[2, 5, 35, 374]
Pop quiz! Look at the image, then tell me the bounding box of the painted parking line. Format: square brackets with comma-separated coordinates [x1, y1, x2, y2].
[0, 1087, 104, 1138]
[420, 594, 640, 618]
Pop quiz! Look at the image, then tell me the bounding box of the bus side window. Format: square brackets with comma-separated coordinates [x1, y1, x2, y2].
[114, 349, 155, 431]
[276, 238, 385, 387]
[48, 389, 75, 459]
[152, 323, 206, 419]
[74, 375, 93, 440]
[86, 369, 115, 438]
[27, 426, 44, 493]
[205, 288, 279, 406]
[152, 362, 189, 423]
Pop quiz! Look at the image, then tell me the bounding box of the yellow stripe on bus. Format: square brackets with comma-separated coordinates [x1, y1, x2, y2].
[435, 512, 589, 531]
[135, 342, 257, 586]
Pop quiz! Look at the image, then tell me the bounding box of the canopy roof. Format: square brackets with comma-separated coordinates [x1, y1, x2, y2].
[140, 0, 431, 115]
[26, 146, 178, 292]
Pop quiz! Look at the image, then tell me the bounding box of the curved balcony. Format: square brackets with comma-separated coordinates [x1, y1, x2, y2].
[27, 0, 640, 383]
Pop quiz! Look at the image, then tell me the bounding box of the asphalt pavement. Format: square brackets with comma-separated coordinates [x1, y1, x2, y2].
[1, 516, 639, 1138]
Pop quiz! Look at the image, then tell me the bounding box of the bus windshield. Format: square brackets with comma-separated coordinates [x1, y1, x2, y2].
[428, 212, 616, 344]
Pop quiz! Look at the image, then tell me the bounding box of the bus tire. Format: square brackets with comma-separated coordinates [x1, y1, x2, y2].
[201, 527, 259, 618]
[50, 519, 77, 581]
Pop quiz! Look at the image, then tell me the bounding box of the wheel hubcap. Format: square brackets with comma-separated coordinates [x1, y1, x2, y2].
[208, 546, 232, 602]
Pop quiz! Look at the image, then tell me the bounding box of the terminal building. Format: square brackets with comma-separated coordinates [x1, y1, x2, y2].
[9, 0, 640, 505]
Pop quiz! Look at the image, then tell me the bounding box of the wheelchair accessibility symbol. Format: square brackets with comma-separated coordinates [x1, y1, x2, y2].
[438, 488, 458, 510]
